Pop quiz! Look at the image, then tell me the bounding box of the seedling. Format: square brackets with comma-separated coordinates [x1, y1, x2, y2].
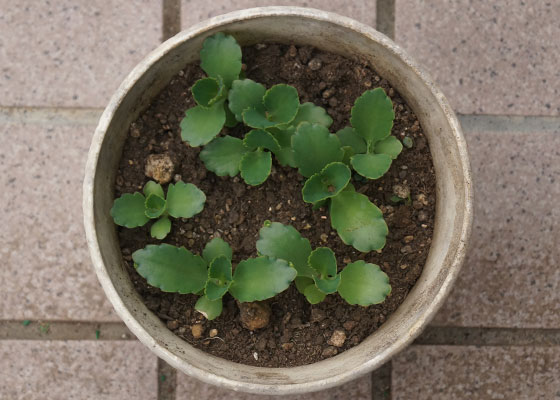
[257, 221, 391, 305]
[111, 180, 205, 239]
[132, 237, 296, 320]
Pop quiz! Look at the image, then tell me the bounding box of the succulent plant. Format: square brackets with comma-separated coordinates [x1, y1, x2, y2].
[111, 181, 205, 239]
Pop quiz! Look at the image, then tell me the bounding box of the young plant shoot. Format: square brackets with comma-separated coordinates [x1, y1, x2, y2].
[111, 180, 205, 239]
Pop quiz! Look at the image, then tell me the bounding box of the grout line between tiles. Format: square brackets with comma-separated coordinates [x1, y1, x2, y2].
[376, 0, 396, 39]
[0, 321, 134, 341]
[372, 361, 392, 400]
[415, 326, 560, 347]
[2, 106, 558, 134]
[162, 0, 182, 41]
[158, 358, 178, 400]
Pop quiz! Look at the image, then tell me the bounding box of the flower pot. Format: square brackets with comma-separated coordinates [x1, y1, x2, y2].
[83, 7, 472, 395]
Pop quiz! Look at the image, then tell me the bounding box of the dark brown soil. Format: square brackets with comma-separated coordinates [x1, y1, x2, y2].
[115, 43, 436, 367]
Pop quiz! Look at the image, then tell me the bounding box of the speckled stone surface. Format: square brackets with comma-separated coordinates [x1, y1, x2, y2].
[0, 121, 118, 320]
[176, 373, 371, 399]
[395, 1, 560, 115]
[392, 346, 560, 399]
[0, 0, 162, 108]
[432, 129, 560, 327]
[0, 341, 157, 399]
[181, 0, 376, 29]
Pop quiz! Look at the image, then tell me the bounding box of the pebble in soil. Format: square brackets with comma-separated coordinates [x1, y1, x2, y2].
[115, 43, 436, 367]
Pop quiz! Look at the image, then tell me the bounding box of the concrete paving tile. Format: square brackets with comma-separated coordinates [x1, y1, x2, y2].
[0, 121, 118, 320]
[0, 341, 157, 399]
[395, 1, 560, 115]
[176, 372, 371, 399]
[392, 346, 560, 400]
[433, 129, 560, 327]
[0, 1, 162, 108]
[181, 1, 376, 29]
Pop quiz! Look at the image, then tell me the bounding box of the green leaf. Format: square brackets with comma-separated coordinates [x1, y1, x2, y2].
[308, 247, 340, 294]
[195, 295, 223, 320]
[228, 79, 266, 121]
[224, 102, 238, 127]
[133, 244, 207, 293]
[192, 77, 224, 107]
[144, 194, 166, 218]
[268, 127, 297, 168]
[256, 221, 314, 277]
[143, 181, 164, 198]
[239, 150, 271, 186]
[374, 135, 403, 159]
[294, 276, 314, 294]
[229, 256, 296, 302]
[150, 216, 171, 239]
[308, 247, 337, 279]
[243, 129, 281, 152]
[200, 136, 248, 177]
[341, 146, 355, 166]
[336, 127, 367, 154]
[330, 191, 388, 252]
[338, 261, 391, 306]
[200, 32, 241, 88]
[291, 102, 333, 128]
[303, 284, 326, 304]
[242, 108, 277, 129]
[263, 84, 299, 124]
[202, 237, 233, 264]
[180, 102, 226, 147]
[302, 162, 351, 204]
[350, 88, 394, 145]
[111, 192, 149, 228]
[292, 122, 344, 178]
[166, 182, 206, 218]
[205, 256, 232, 301]
[351, 153, 392, 180]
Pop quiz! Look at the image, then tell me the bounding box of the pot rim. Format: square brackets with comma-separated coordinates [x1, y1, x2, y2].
[84, 6, 473, 394]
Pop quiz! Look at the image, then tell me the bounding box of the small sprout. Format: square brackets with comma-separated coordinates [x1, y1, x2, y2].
[132, 244, 208, 294]
[95, 329, 100, 340]
[330, 191, 388, 252]
[308, 247, 341, 294]
[256, 221, 314, 278]
[39, 323, 50, 334]
[403, 136, 414, 148]
[205, 256, 233, 301]
[337, 261, 391, 306]
[292, 122, 344, 178]
[192, 77, 225, 107]
[390, 195, 405, 203]
[160, 374, 167, 383]
[242, 84, 299, 129]
[112, 181, 205, 240]
[302, 162, 351, 204]
[22, 320, 31, 326]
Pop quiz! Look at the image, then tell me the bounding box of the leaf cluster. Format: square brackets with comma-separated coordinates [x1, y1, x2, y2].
[132, 237, 297, 320]
[110, 180, 205, 239]
[256, 221, 391, 305]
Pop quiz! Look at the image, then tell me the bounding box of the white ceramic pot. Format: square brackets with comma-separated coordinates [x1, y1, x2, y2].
[83, 7, 472, 395]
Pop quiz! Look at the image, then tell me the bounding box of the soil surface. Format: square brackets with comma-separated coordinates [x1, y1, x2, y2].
[115, 43, 436, 367]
